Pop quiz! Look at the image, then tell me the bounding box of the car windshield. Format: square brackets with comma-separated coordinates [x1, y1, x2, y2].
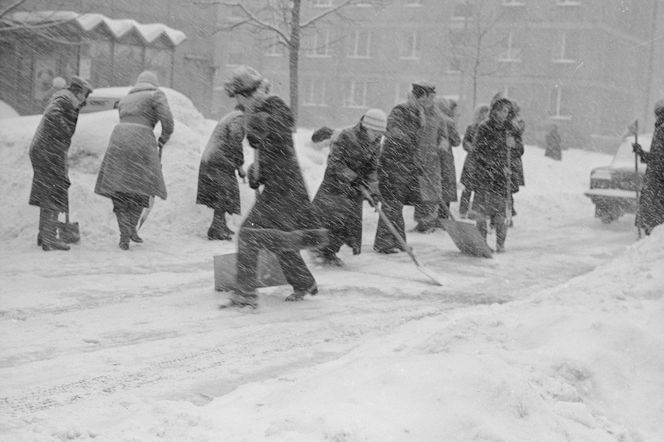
[610, 134, 652, 168]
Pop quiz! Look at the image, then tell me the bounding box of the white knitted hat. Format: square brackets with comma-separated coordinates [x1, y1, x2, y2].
[362, 108, 387, 132]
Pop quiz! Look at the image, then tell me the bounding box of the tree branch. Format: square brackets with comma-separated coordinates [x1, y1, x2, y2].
[0, 0, 27, 19]
[301, 0, 355, 29]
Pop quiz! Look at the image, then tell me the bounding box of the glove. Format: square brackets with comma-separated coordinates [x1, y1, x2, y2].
[236, 167, 247, 179]
[247, 163, 260, 189]
[632, 143, 642, 154]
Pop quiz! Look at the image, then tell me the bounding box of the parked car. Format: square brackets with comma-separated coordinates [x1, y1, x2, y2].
[79, 87, 129, 114]
[584, 134, 651, 223]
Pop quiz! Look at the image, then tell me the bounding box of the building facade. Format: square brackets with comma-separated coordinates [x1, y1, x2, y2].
[214, 0, 658, 151]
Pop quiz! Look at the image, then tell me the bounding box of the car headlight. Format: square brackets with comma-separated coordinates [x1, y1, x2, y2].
[591, 169, 612, 180]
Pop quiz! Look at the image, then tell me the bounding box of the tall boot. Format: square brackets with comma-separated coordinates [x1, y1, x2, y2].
[41, 209, 70, 251]
[116, 210, 131, 250]
[495, 215, 507, 253]
[208, 210, 231, 240]
[128, 206, 143, 243]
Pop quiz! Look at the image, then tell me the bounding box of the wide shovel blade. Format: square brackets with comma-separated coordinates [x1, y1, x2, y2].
[214, 250, 287, 291]
[440, 218, 493, 258]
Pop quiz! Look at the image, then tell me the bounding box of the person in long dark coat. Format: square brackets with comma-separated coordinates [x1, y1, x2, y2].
[94, 71, 174, 250]
[373, 90, 423, 253]
[225, 66, 327, 307]
[472, 97, 513, 252]
[196, 104, 246, 240]
[459, 104, 489, 217]
[633, 99, 664, 235]
[312, 109, 386, 266]
[29, 76, 92, 251]
[435, 98, 462, 223]
[544, 124, 562, 161]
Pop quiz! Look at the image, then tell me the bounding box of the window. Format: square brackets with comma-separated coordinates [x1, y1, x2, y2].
[348, 30, 372, 58]
[307, 30, 331, 57]
[400, 31, 420, 60]
[448, 31, 465, 72]
[355, 1, 372, 6]
[302, 78, 328, 106]
[225, 4, 245, 21]
[343, 80, 369, 108]
[557, 0, 580, 5]
[549, 85, 571, 119]
[313, 0, 333, 7]
[498, 31, 522, 62]
[404, 0, 422, 6]
[552, 31, 579, 63]
[502, 0, 525, 6]
[394, 82, 411, 104]
[452, 1, 472, 20]
[265, 36, 283, 57]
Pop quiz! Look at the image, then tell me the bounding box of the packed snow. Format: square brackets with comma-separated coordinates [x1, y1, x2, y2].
[1, 91, 662, 441]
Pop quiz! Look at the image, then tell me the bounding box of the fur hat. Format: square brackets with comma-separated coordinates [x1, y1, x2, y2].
[311, 126, 334, 143]
[224, 65, 263, 97]
[135, 71, 159, 87]
[69, 76, 93, 94]
[362, 108, 387, 132]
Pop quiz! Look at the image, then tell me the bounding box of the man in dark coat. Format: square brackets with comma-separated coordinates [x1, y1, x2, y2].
[459, 104, 490, 217]
[196, 104, 246, 240]
[29, 76, 92, 251]
[633, 99, 664, 235]
[226, 66, 327, 307]
[472, 97, 513, 252]
[312, 108, 386, 266]
[545, 124, 562, 161]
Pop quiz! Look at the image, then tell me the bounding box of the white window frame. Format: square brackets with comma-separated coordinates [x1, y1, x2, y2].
[302, 78, 328, 107]
[307, 30, 331, 58]
[549, 85, 571, 120]
[313, 0, 333, 7]
[404, 0, 423, 7]
[344, 80, 369, 108]
[552, 31, 576, 63]
[556, 0, 580, 6]
[502, 0, 525, 6]
[498, 31, 522, 62]
[451, 1, 472, 20]
[400, 30, 420, 60]
[348, 29, 372, 58]
[355, 1, 372, 6]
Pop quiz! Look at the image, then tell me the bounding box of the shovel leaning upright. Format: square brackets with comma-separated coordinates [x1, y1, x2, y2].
[137, 144, 163, 231]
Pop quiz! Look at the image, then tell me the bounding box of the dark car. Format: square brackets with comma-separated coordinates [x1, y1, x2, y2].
[584, 134, 651, 223]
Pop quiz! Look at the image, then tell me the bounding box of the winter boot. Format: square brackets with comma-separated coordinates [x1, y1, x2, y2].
[41, 209, 70, 251]
[128, 207, 143, 243]
[116, 211, 131, 250]
[284, 282, 318, 302]
[208, 210, 232, 240]
[230, 288, 258, 308]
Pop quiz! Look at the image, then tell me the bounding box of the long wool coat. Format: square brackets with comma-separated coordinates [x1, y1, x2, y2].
[196, 109, 244, 214]
[415, 105, 448, 203]
[472, 116, 511, 216]
[440, 115, 461, 203]
[242, 95, 323, 237]
[313, 123, 381, 254]
[95, 84, 174, 200]
[638, 117, 664, 232]
[460, 123, 480, 191]
[29, 89, 81, 212]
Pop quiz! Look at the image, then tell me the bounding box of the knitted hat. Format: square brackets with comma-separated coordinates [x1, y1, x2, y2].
[224, 65, 263, 97]
[135, 71, 159, 87]
[362, 108, 387, 132]
[52, 76, 66, 89]
[69, 76, 93, 94]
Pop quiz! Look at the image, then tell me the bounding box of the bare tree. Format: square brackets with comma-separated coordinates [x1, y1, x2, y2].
[448, 0, 510, 109]
[200, 0, 387, 123]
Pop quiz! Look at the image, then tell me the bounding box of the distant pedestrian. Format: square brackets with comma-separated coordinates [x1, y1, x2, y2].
[29, 76, 92, 251]
[459, 103, 490, 218]
[312, 108, 386, 266]
[196, 104, 246, 240]
[633, 99, 664, 235]
[472, 97, 513, 252]
[225, 65, 327, 307]
[94, 71, 174, 250]
[545, 124, 562, 161]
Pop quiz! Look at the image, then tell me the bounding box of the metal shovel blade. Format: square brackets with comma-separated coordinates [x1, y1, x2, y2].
[439, 218, 493, 258]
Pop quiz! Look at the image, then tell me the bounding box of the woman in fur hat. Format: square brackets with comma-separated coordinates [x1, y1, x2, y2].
[94, 71, 174, 250]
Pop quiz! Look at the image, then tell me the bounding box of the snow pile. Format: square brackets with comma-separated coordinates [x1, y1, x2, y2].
[0, 99, 19, 118]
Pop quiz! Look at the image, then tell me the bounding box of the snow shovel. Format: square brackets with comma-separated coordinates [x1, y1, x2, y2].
[137, 144, 163, 231]
[56, 210, 80, 244]
[360, 186, 443, 286]
[214, 249, 287, 291]
[421, 175, 493, 258]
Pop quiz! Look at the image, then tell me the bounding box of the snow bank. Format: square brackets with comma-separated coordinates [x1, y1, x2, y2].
[0, 99, 19, 119]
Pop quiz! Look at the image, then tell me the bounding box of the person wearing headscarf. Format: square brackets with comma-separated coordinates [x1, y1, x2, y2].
[196, 104, 246, 240]
[225, 65, 327, 307]
[633, 99, 664, 235]
[312, 108, 386, 266]
[94, 71, 174, 250]
[459, 103, 490, 218]
[29, 76, 93, 251]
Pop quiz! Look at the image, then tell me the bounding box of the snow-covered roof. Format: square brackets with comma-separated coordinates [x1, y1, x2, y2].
[6, 10, 186, 47]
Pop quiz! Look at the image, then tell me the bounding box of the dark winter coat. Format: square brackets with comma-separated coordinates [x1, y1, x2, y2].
[29, 89, 81, 212]
[637, 117, 664, 232]
[196, 109, 245, 214]
[544, 127, 562, 160]
[440, 115, 461, 203]
[95, 83, 173, 200]
[242, 95, 323, 238]
[507, 119, 526, 192]
[472, 115, 511, 215]
[460, 123, 481, 190]
[416, 105, 448, 202]
[313, 123, 381, 254]
[378, 102, 422, 205]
